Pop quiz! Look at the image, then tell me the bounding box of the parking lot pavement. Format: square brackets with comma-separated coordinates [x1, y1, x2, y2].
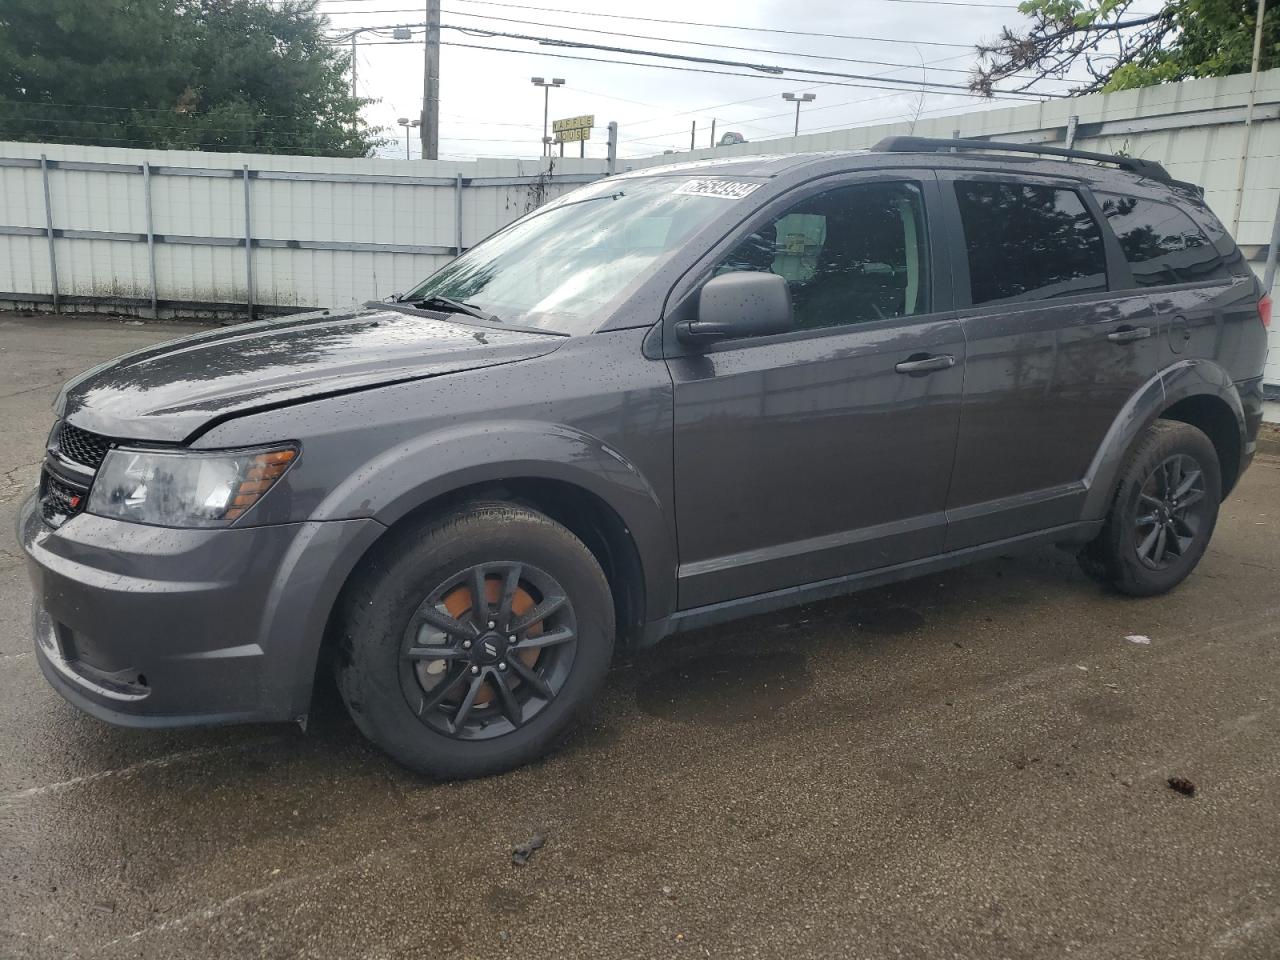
[3, 313, 1279, 960]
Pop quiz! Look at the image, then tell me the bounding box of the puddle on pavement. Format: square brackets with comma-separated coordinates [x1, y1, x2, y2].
[635, 650, 811, 723]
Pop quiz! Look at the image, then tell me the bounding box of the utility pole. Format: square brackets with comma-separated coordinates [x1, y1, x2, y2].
[709, 118, 716, 149]
[422, 0, 440, 160]
[690, 120, 696, 151]
[782, 92, 816, 137]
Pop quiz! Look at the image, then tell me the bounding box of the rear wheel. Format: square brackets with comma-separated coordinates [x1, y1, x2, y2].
[336, 502, 614, 779]
[1078, 419, 1221, 596]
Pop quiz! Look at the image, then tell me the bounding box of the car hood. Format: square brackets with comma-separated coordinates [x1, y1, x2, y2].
[56, 307, 567, 443]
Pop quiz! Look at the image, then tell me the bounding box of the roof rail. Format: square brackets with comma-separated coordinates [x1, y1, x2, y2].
[871, 136, 1171, 183]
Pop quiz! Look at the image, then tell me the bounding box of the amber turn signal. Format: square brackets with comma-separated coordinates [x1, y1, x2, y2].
[223, 448, 297, 521]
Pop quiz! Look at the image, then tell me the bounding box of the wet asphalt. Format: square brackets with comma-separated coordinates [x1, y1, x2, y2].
[2, 313, 1279, 960]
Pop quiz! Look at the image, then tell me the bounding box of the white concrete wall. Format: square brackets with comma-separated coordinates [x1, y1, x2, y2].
[0, 143, 608, 315]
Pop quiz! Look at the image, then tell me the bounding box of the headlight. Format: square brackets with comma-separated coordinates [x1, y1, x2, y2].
[87, 444, 298, 528]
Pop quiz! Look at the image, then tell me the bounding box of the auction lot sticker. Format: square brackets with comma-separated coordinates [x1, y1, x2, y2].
[674, 178, 761, 200]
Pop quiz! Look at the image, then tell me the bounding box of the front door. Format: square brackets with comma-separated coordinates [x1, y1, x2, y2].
[939, 174, 1162, 549]
[666, 174, 965, 609]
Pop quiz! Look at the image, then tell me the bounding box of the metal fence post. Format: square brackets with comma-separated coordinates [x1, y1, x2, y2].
[1064, 115, 1079, 148]
[455, 173, 463, 255]
[143, 161, 158, 318]
[242, 165, 254, 322]
[39, 154, 59, 313]
[1264, 187, 1280, 297]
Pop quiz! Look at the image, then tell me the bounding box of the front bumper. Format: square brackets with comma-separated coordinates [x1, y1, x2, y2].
[18, 493, 383, 727]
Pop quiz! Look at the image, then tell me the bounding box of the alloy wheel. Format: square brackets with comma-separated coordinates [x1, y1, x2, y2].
[1133, 453, 1208, 570]
[398, 561, 577, 740]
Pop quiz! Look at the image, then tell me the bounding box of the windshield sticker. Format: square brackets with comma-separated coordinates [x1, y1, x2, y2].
[674, 178, 761, 200]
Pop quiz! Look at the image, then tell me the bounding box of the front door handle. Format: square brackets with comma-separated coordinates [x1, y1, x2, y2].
[1106, 325, 1152, 344]
[895, 353, 956, 374]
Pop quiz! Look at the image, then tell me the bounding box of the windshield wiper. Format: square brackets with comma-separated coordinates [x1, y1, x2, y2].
[405, 295, 500, 323]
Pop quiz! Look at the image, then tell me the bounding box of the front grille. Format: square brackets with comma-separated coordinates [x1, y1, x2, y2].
[41, 471, 88, 527]
[55, 422, 111, 469]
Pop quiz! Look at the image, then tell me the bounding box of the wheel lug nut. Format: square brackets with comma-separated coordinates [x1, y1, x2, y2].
[462, 640, 472, 649]
[508, 635, 517, 643]
[470, 665, 480, 675]
[487, 620, 495, 629]
[498, 661, 507, 671]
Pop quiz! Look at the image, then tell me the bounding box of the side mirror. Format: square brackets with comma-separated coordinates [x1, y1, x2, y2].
[675, 271, 793, 346]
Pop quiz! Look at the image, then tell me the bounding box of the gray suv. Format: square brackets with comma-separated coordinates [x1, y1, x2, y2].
[18, 138, 1270, 778]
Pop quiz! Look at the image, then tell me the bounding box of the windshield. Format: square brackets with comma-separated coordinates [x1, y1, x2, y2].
[402, 176, 761, 335]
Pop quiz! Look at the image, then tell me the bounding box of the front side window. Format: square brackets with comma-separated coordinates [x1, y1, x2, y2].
[403, 176, 759, 335]
[715, 180, 931, 330]
[1097, 193, 1232, 287]
[955, 181, 1107, 306]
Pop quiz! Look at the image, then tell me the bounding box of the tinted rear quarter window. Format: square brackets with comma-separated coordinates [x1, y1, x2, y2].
[1096, 193, 1234, 287]
[955, 181, 1108, 306]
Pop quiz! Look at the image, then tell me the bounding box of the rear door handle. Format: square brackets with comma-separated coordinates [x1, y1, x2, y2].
[895, 354, 956, 374]
[1106, 325, 1152, 343]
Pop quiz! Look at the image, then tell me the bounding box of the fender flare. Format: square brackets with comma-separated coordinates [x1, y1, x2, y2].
[312, 419, 676, 620]
[1081, 358, 1245, 519]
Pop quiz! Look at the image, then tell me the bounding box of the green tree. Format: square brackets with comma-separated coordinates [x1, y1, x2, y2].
[0, 0, 382, 155]
[972, 0, 1278, 96]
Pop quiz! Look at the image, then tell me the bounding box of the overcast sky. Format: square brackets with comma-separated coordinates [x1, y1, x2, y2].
[316, 0, 1107, 161]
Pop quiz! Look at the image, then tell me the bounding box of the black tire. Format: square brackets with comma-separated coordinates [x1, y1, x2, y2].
[1078, 419, 1221, 596]
[335, 501, 614, 779]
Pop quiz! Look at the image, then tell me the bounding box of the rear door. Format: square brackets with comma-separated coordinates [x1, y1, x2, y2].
[1094, 191, 1263, 377]
[666, 171, 965, 609]
[939, 173, 1161, 549]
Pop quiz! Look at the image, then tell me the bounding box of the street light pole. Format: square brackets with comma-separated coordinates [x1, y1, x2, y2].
[397, 117, 420, 159]
[531, 77, 565, 157]
[343, 25, 412, 141]
[350, 35, 358, 137]
[782, 92, 816, 137]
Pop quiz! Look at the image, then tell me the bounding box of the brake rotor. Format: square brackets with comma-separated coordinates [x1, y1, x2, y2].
[435, 574, 542, 705]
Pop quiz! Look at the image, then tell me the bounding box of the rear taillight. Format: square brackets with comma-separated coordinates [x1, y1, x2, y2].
[1260, 294, 1272, 329]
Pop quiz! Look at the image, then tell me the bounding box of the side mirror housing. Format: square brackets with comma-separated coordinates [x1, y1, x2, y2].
[675, 271, 793, 346]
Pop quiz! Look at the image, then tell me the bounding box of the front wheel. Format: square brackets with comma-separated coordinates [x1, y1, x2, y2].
[335, 502, 614, 779]
[1078, 419, 1221, 596]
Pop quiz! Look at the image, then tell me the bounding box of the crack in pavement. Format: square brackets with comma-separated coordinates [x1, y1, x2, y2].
[93, 848, 387, 955]
[0, 379, 64, 401]
[0, 735, 284, 804]
[0, 460, 41, 504]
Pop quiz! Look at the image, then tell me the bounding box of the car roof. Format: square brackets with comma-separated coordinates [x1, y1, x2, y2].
[621, 145, 1188, 196]
[617, 151, 871, 179]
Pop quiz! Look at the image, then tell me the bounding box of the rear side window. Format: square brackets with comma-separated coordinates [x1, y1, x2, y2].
[1096, 193, 1234, 287]
[955, 181, 1108, 306]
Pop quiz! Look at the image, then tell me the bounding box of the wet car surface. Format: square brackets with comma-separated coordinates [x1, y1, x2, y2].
[3, 314, 1280, 959]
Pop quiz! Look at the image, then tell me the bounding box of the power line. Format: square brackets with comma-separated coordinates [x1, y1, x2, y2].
[356, 38, 1049, 102]
[442, 23, 1022, 94]
[317, 0, 981, 47]
[368, 8, 1067, 81]
[315, 0, 1020, 10]
[332, 27, 1054, 101]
